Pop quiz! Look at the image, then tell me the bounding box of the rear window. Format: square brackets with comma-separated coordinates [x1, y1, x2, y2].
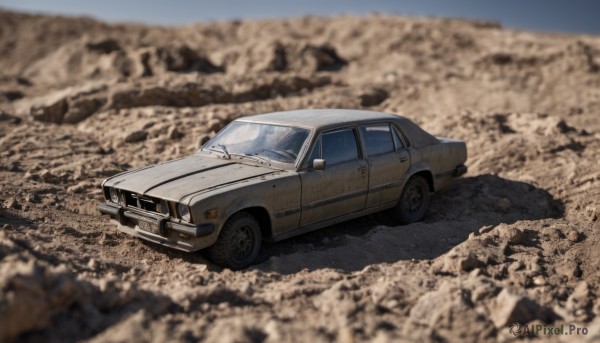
[361, 124, 394, 156]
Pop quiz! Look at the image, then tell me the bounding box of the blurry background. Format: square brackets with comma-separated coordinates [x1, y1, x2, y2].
[1, 0, 600, 33]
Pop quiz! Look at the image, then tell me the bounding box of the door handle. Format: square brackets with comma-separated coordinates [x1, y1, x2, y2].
[399, 158, 408, 162]
[357, 166, 368, 175]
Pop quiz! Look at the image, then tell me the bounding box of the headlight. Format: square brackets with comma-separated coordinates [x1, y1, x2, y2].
[159, 200, 169, 216]
[109, 188, 119, 203]
[178, 203, 191, 222]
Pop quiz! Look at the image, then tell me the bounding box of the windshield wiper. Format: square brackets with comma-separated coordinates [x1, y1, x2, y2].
[208, 145, 272, 166]
[229, 153, 272, 166]
[217, 144, 230, 159]
[245, 154, 272, 166]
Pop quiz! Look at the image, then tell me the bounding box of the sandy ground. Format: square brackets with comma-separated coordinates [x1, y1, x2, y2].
[0, 9, 599, 342]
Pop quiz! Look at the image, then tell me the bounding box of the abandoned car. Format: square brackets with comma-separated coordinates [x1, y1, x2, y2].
[98, 109, 467, 268]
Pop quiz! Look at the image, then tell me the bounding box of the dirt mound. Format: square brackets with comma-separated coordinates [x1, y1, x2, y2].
[0, 230, 172, 342]
[217, 40, 347, 75]
[1, 8, 599, 342]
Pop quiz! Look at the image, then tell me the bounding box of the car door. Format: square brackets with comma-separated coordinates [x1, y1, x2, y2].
[299, 128, 369, 226]
[360, 123, 410, 208]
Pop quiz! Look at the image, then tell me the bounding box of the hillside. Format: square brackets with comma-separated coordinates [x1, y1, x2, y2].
[1, 9, 599, 342]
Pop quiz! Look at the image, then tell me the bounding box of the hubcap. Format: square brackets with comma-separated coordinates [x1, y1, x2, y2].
[405, 184, 423, 213]
[230, 225, 253, 261]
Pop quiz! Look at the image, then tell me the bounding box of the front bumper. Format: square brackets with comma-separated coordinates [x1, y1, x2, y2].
[98, 202, 215, 250]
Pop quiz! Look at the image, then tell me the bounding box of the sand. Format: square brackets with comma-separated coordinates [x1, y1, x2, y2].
[0, 9, 599, 342]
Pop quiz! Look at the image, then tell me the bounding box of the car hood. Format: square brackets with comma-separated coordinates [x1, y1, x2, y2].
[103, 155, 279, 204]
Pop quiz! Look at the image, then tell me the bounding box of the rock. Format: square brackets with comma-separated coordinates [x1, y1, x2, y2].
[0, 255, 87, 342]
[404, 277, 497, 342]
[490, 289, 550, 328]
[26, 193, 40, 203]
[6, 198, 21, 210]
[167, 126, 184, 140]
[30, 98, 68, 124]
[224, 41, 346, 74]
[499, 227, 524, 245]
[23, 170, 37, 180]
[566, 230, 582, 243]
[300, 43, 347, 72]
[565, 282, 591, 319]
[67, 181, 94, 194]
[156, 45, 224, 73]
[556, 281, 593, 322]
[142, 121, 156, 130]
[124, 130, 148, 143]
[207, 118, 224, 133]
[88, 258, 97, 269]
[198, 135, 212, 148]
[434, 237, 506, 274]
[86, 38, 122, 54]
[479, 225, 494, 234]
[2, 224, 13, 230]
[0, 111, 22, 124]
[556, 261, 582, 278]
[62, 97, 106, 124]
[360, 87, 389, 107]
[1, 90, 25, 101]
[0, 161, 19, 172]
[532, 275, 547, 286]
[39, 169, 58, 183]
[459, 253, 484, 272]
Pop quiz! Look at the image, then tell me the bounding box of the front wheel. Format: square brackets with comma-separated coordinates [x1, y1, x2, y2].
[393, 175, 431, 224]
[208, 212, 262, 269]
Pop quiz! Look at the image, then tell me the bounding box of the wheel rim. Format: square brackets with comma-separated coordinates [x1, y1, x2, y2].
[230, 225, 254, 261]
[405, 183, 424, 213]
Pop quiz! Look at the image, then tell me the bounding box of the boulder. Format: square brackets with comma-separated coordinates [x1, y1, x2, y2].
[490, 289, 552, 328]
[124, 130, 148, 143]
[31, 98, 68, 124]
[499, 227, 524, 245]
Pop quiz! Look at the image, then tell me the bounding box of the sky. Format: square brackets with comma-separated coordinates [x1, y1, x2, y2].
[1, 0, 600, 35]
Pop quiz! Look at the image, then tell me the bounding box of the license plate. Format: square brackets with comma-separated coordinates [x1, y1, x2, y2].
[138, 220, 156, 233]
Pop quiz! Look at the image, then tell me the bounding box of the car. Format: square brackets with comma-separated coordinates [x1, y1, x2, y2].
[98, 109, 467, 269]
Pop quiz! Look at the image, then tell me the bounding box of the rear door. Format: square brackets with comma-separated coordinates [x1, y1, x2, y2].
[299, 128, 369, 226]
[360, 123, 410, 208]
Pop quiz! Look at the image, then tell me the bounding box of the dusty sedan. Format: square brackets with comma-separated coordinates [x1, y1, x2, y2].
[98, 109, 467, 268]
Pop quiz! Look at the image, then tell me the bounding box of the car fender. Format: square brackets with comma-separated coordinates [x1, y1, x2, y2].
[219, 198, 272, 227]
[405, 160, 435, 192]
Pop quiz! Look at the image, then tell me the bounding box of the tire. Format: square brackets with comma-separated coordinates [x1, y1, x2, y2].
[208, 212, 262, 269]
[393, 175, 431, 224]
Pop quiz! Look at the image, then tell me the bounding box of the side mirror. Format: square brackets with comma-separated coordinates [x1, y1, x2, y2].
[313, 159, 326, 170]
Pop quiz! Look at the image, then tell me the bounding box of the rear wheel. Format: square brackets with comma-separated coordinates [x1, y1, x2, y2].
[393, 175, 431, 224]
[208, 212, 262, 269]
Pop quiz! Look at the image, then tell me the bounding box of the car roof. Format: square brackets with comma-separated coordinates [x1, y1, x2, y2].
[237, 109, 406, 129]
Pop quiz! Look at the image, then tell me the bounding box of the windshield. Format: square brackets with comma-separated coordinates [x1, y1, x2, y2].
[203, 122, 311, 164]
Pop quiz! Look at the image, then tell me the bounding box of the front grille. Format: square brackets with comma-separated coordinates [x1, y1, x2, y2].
[138, 198, 157, 212]
[121, 191, 160, 214]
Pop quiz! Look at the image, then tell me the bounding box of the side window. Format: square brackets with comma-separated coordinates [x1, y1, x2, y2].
[392, 127, 405, 150]
[322, 129, 359, 165]
[360, 124, 394, 156]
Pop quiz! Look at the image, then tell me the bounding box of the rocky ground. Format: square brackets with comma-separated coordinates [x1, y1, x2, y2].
[0, 8, 599, 342]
